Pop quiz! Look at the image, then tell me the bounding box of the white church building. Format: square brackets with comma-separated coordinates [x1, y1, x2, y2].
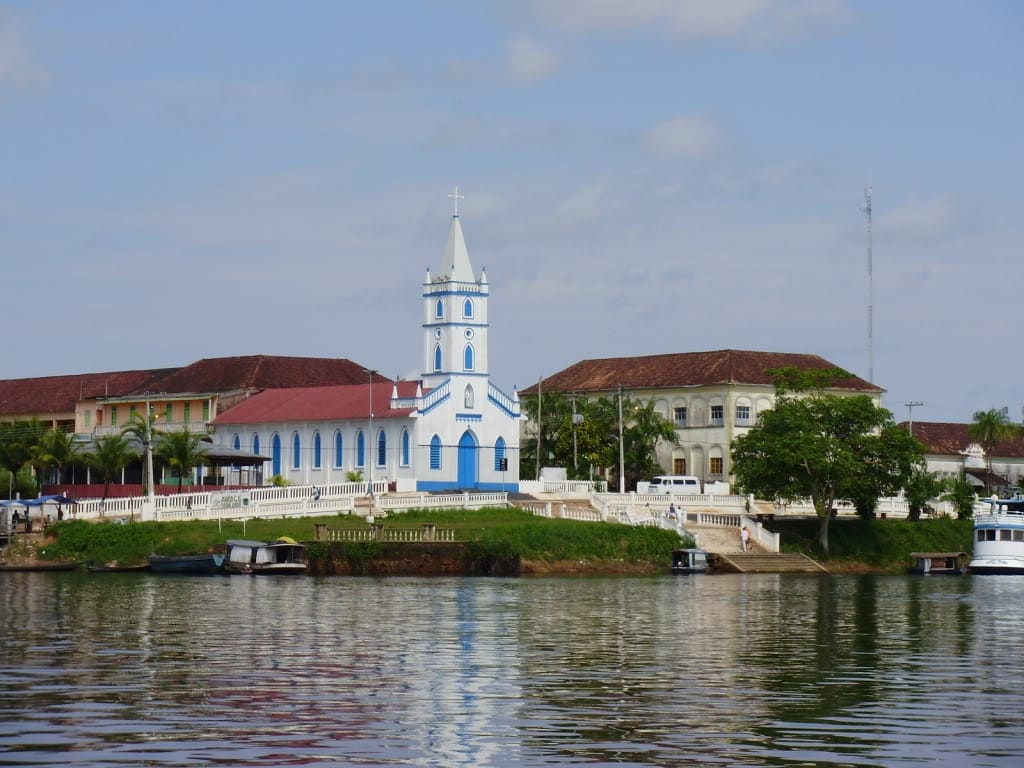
[210, 200, 521, 492]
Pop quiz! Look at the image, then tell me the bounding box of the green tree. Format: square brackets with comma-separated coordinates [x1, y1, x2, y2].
[969, 408, 1020, 477]
[88, 434, 139, 502]
[122, 412, 161, 495]
[155, 429, 209, 492]
[731, 370, 921, 555]
[32, 428, 83, 487]
[0, 418, 48, 482]
[941, 475, 977, 520]
[903, 466, 946, 522]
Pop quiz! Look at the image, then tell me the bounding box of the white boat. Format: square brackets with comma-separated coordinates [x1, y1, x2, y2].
[225, 537, 307, 575]
[969, 497, 1024, 574]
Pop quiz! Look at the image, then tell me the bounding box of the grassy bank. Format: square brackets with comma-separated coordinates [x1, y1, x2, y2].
[29, 507, 689, 573]
[774, 517, 974, 572]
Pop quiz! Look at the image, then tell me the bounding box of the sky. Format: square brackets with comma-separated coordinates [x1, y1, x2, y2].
[1, 0, 1022, 424]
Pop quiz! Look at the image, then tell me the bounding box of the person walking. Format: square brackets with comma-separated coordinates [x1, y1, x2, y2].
[740, 525, 750, 552]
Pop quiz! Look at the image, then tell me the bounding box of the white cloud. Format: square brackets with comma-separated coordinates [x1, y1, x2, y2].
[529, 0, 850, 42]
[505, 37, 559, 85]
[643, 114, 721, 158]
[0, 10, 47, 90]
[875, 195, 960, 244]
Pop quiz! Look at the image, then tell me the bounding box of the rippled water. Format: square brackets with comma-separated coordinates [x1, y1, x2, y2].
[1, 572, 1022, 767]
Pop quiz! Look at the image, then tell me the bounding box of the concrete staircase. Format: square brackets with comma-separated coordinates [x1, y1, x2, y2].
[710, 552, 828, 574]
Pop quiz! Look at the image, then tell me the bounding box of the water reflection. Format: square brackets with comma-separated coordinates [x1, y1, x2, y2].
[1, 572, 1022, 766]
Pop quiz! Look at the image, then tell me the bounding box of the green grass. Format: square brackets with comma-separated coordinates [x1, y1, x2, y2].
[774, 517, 973, 570]
[38, 507, 689, 567]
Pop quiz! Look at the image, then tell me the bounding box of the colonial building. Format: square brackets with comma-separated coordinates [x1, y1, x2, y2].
[908, 421, 1024, 491]
[525, 350, 880, 486]
[210, 204, 521, 492]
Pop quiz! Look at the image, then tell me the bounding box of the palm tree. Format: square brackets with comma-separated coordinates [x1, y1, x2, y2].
[32, 428, 83, 488]
[88, 434, 140, 503]
[969, 408, 1020, 475]
[122, 413, 160, 496]
[155, 429, 209, 492]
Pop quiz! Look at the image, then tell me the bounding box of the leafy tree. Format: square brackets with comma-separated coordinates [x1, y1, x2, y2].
[0, 418, 48, 479]
[32, 428, 83, 487]
[155, 429, 209, 492]
[122, 412, 161, 495]
[941, 476, 977, 520]
[731, 370, 922, 555]
[969, 408, 1020, 477]
[88, 434, 139, 502]
[903, 466, 946, 522]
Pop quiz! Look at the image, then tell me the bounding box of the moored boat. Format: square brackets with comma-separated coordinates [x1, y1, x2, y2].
[670, 548, 709, 574]
[969, 497, 1024, 574]
[86, 561, 151, 573]
[148, 553, 226, 575]
[907, 551, 967, 575]
[0, 560, 82, 572]
[225, 537, 307, 575]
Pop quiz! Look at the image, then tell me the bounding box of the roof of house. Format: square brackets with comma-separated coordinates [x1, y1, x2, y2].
[522, 349, 879, 395]
[909, 421, 1024, 459]
[211, 380, 421, 425]
[129, 355, 380, 395]
[0, 368, 177, 416]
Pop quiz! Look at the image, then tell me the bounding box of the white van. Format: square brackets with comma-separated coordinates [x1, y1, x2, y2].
[648, 475, 702, 495]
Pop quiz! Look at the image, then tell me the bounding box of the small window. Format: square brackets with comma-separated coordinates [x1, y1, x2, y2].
[233, 434, 241, 450]
[710, 457, 723, 475]
[710, 405, 723, 425]
[434, 344, 442, 372]
[494, 436, 507, 471]
[183, 403, 191, 423]
[313, 432, 322, 469]
[464, 344, 474, 371]
[292, 433, 301, 470]
[401, 429, 410, 466]
[674, 407, 687, 428]
[1014, 530, 1024, 542]
[111, 406, 118, 426]
[252, 434, 260, 455]
[356, 431, 365, 467]
[84, 410, 92, 427]
[430, 435, 442, 470]
[129, 404, 137, 420]
[334, 432, 344, 468]
[376, 430, 386, 468]
[735, 404, 751, 425]
[463, 298, 474, 318]
[435, 298, 444, 319]
[1000, 529, 1013, 541]
[673, 458, 686, 474]
[203, 401, 210, 421]
[165, 403, 173, 423]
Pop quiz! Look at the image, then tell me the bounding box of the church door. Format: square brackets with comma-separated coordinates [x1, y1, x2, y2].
[457, 430, 478, 488]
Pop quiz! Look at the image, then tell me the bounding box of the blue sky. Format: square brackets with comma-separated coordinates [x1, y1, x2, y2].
[2, 0, 1022, 423]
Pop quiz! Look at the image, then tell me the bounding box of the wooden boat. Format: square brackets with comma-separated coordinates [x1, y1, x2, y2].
[907, 551, 968, 575]
[225, 537, 307, 575]
[148, 553, 226, 575]
[86, 561, 151, 573]
[670, 548, 709, 574]
[0, 560, 82, 572]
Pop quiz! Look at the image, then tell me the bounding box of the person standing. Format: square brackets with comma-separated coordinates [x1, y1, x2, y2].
[740, 525, 750, 552]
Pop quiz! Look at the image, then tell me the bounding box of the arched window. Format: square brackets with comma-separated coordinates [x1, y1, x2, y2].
[463, 343, 474, 371]
[271, 434, 281, 477]
[376, 429, 386, 468]
[435, 298, 443, 319]
[312, 431, 322, 469]
[464, 384, 474, 408]
[434, 344, 442, 371]
[356, 430, 365, 467]
[334, 431, 343, 468]
[401, 429, 410, 466]
[233, 434, 240, 450]
[430, 435, 442, 470]
[252, 434, 260, 456]
[292, 433, 301, 470]
[494, 436, 506, 471]
[463, 298, 473, 318]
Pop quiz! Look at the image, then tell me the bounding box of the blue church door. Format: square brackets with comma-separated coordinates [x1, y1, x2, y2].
[457, 430, 478, 488]
[272, 434, 282, 477]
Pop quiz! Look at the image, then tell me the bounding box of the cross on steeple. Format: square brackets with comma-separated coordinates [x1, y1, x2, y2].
[448, 185, 464, 217]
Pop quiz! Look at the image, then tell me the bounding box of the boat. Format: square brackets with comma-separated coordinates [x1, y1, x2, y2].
[0, 560, 82, 572]
[907, 551, 967, 575]
[148, 553, 226, 575]
[969, 496, 1024, 574]
[86, 561, 151, 573]
[670, 548, 709, 574]
[224, 537, 307, 575]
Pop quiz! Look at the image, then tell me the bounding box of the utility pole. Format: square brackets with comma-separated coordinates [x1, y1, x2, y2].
[905, 401, 924, 435]
[618, 385, 625, 494]
[368, 370, 375, 508]
[863, 182, 874, 384]
[535, 376, 542, 481]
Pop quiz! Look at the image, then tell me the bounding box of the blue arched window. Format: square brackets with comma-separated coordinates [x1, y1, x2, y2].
[464, 343, 474, 371]
[356, 430, 365, 468]
[292, 433, 301, 470]
[494, 436, 506, 471]
[376, 429, 386, 467]
[435, 298, 443, 319]
[434, 344, 442, 371]
[463, 298, 473, 318]
[271, 434, 281, 477]
[401, 429, 410, 466]
[313, 432, 322, 469]
[252, 434, 260, 456]
[430, 435, 442, 470]
[334, 431, 343, 468]
[233, 434, 240, 450]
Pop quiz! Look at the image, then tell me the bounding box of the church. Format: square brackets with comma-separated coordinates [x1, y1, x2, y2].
[210, 196, 522, 492]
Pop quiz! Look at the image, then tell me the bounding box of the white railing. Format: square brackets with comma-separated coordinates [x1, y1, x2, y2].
[376, 492, 508, 512]
[487, 382, 519, 417]
[418, 380, 450, 414]
[519, 479, 607, 496]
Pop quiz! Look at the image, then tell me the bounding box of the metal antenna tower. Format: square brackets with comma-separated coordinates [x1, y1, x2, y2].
[863, 181, 874, 384]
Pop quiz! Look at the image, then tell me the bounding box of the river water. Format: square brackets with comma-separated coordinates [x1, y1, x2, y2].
[1, 572, 1022, 767]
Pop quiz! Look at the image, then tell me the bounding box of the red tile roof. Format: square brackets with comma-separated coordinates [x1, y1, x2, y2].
[522, 349, 879, 394]
[0, 369, 176, 416]
[211, 381, 421, 425]
[909, 421, 1024, 459]
[133, 355, 380, 394]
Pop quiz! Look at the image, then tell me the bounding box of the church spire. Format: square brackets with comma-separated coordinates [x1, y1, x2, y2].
[436, 186, 475, 282]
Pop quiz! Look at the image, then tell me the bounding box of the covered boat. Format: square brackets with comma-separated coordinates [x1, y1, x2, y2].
[670, 548, 709, 574]
[149, 553, 226, 575]
[907, 551, 967, 575]
[970, 496, 1024, 574]
[225, 537, 307, 575]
